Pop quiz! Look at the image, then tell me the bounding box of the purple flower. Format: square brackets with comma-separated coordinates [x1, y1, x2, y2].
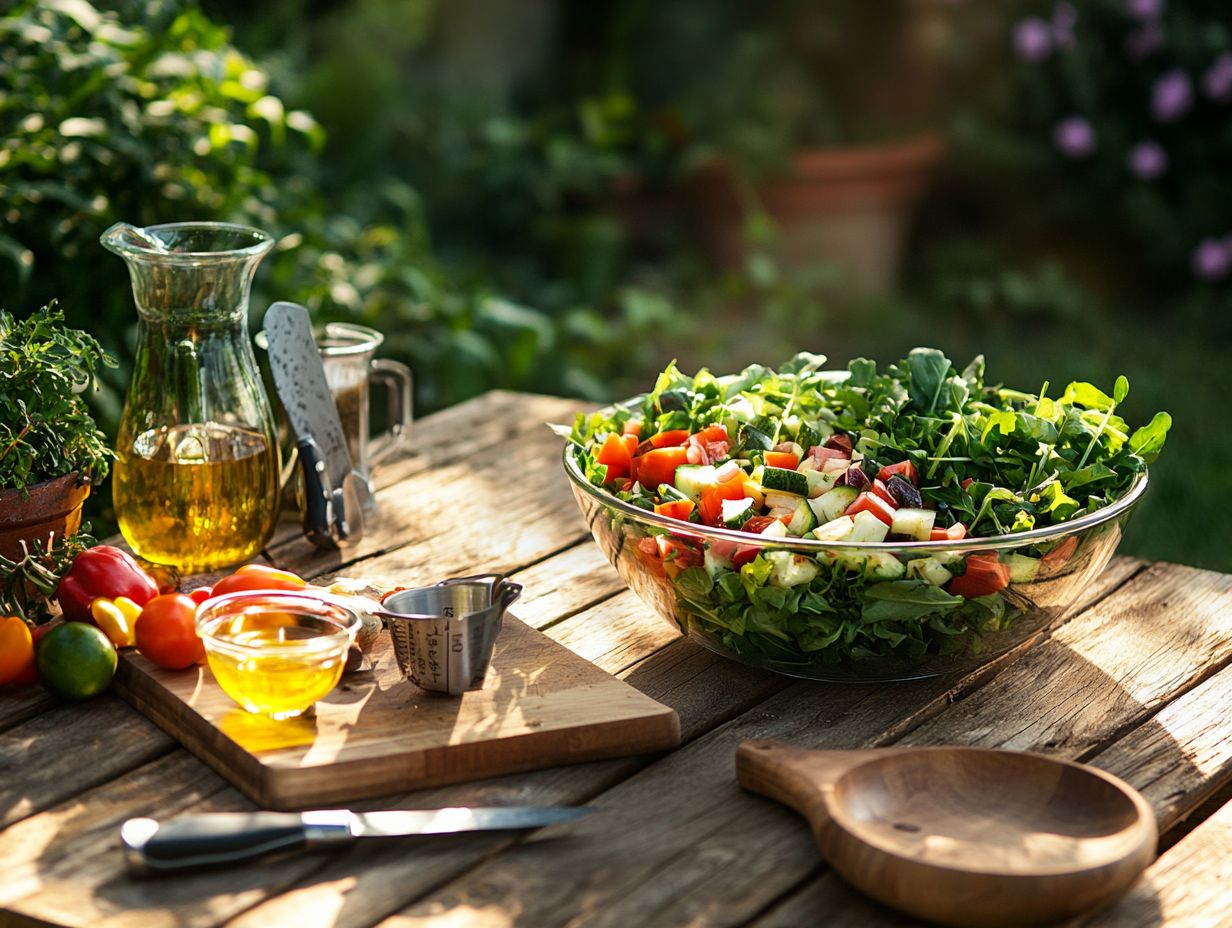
[1054, 116, 1097, 157]
[1126, 0, 1165, 20]
[1127, 140, 1167, 179]
[1014, 17, 1053, 61]
[1125, 23, 1165, 60]
[1192, 238, 1231, 282]
[1052, 2, 1078, 49]
[1203, 53, 1232, 103]
[1151, 68, 1193, 122]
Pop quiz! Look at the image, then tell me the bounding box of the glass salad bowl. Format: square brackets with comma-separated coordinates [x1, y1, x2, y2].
[564, 442, 1147, 682]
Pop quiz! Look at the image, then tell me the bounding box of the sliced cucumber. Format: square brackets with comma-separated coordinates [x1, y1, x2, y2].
[704, 546, 734, 577]
[907, 556, 954, 587]
[865, 553, 907, 580]
[764, 489, 804, 511]
[809, 486, 858, 524]
[762, 467, 808, 496]
[1005, 553, 1041, 583]
[726, 396, 757, 424]
[786, 498, 817, 535]
[803, 468, 841, 498]
[657, 483, 692, 503]
[766, 550, 821, 588]
[813, 515, 855, 541]
[721, 496, 756, 528]
[848, 510, 890, 543]
[674, 465, 717, 502]
[890, 507, 936, 541]
[760, 518, 790, 539]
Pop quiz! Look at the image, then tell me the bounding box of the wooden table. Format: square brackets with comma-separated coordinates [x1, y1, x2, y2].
[3, 390, 1231, 928]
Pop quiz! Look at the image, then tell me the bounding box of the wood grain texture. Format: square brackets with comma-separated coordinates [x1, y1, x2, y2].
[1077, 798, 1232, 927]
[112, 616, 679, 810]
[735, 741, 1156, 928]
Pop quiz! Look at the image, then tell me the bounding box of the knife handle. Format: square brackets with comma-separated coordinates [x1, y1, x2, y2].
[121, 811, 352, 875]
[297, 437, 339, 550]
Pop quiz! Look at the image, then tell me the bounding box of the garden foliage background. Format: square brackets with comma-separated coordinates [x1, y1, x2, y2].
[1, 0, 1229, 570]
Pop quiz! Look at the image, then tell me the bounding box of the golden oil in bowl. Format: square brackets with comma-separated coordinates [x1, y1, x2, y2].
[196, 591, 361, 720]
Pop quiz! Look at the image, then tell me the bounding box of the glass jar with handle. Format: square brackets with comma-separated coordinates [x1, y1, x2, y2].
[102, 221, 281, 572]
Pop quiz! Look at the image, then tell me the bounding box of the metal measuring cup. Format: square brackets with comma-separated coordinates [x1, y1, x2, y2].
[379, 575, 522, 695]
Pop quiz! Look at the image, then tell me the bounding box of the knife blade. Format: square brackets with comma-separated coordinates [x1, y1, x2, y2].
[121, 806, 592, 875]
[262, 301, 370, 547]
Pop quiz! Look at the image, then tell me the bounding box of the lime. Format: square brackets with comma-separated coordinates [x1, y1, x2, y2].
[37, 622, 118, 701]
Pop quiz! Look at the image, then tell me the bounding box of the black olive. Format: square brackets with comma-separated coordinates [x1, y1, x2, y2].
[887, 474, 923, 508]
[845, 466, 870, 491]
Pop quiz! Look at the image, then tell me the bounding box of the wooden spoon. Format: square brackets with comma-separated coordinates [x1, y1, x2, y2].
[736, 740, 1156, 927]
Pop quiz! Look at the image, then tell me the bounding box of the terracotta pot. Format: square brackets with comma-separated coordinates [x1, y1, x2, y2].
[0, 473, 91, 561]
[692, 133, 946, 294]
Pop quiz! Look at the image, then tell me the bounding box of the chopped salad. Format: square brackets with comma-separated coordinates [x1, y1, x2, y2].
[565, 349, 1170, 673]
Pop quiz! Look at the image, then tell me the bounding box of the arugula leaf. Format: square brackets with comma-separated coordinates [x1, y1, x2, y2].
[860, 581, 963, 623]
[1129, 412, 1172, 464]
[906, 347, 952, 415]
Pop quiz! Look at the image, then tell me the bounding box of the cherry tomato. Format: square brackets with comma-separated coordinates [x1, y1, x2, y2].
[134, 594, 205, 670]
[187, 586, 214, 605]
[0, 617, 34, 686]
[211, 564, 306, 598]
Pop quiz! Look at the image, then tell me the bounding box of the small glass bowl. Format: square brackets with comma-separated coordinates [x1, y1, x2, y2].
[196, 591, 362, 719]
[564, 436, 1148, 682]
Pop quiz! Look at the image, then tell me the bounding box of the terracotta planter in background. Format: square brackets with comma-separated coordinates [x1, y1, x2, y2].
[692, 133, 946, 295]
[0, 473, 91, 561]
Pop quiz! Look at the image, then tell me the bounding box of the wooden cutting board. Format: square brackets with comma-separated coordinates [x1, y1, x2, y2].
[113, 615, 680, 810]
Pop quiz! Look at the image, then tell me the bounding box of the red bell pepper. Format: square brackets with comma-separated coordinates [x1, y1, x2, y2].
[929, 522, 968, 542]
[635, 447, 689, 490]
[699, 476, 749, 525]
[877, 460, 919, 486]
[948, 554, 1011, 599]
[763, 451, 800, 470]
[654, 500, 695, 521]
[623, 420, 643, 438]
[649, 429, 690, 448]
[845, 492, 896, 526]
[56, 545, 160, 625]
[696, 424, 729, 444]
[596, 433, 634, 480]
[869, 479, 899, 509]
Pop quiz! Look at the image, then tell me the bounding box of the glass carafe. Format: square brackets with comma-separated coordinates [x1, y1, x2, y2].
[102, 222, 281, 573]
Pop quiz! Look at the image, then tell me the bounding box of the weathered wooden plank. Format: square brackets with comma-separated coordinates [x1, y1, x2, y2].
[1078, 799, 1232, 927]
[270, 403, 588, 582]
[745, 660, 1232, 928]
[370, 562, 1221, 928]
[0, 698, 175, 829]
[506, 541, 626, 631]
[0, 688, 58, 734]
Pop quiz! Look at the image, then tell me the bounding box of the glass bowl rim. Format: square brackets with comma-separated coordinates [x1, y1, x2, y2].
[195, 589, 362, 655]
[562, 407, 1149, 554]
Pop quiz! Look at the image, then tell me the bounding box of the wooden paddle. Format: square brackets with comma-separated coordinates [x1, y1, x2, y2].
[736, 740, 1156, 927]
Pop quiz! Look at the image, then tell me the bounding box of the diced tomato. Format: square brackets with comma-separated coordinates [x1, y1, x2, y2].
[877, 460, 919, 486]
[623, 434, 639, 457]
[655, 536, 704, 578]
[1040, 535, 1079, 573]
[699, 476, 749, 525]
[696, 424, 729, 444]
[654, 500, 695, 521]
[845, 492, 896, 526]
[596, 433, 633, 480]
[948, 554, 1011, 599]
[929, 522, 968, 542]
[636, 536, 666, 578]
[635, 447, 689, 489]
[650, 429, 690, 449]
[808, 446, 849, 467]
[741, 515, 778, 535]
[961, 477, 974, 490]
[764, 451, 800, 470]
[825, 433, 853, 455]
[870, 479, 898, 509]
[623, 420, 643, 437]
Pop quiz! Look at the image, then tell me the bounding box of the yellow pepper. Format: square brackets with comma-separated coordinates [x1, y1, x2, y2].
[91, 596, 142, 649]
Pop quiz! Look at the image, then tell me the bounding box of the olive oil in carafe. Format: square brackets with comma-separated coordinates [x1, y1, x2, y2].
[114, 423, 279, 572]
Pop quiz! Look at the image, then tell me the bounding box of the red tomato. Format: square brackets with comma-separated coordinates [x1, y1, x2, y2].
[649, 429, 690, 448]
[741, 515, 778, 535]
[1040, 535, 1079, 573]
[929, 522, 968, 542]
[135, 594, 205, 670]
[211, 564, 306, 598]
[948, 554, 1011, 599]
[877, 460, 919, 486]
[635, 447, 690, 490]
[846, 492, 896, 526]
[187, 586, 214, 605]
[596, 432, 633, 480]
[870, 479, 898, 509]
[655, 536, 704, 568]
[654, 500, 695, 521]
[763, 451, 800, 470]
[696, 424, 729, 444]
[699, 477, 749, 525]
[961, 477, 974, 490]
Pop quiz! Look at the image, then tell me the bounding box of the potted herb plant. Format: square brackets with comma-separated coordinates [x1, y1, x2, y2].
[0, 305, 115, 561]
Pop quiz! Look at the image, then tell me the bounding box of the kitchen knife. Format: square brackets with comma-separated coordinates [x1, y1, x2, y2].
[263, 301, 371, 548]
[121, 806, 592, 874]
